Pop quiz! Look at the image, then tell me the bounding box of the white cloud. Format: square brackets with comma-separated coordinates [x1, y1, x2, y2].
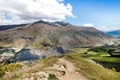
[98, 26, 110, 31]
[0, 0, 74, 25]
[83, 23, 94, 27]
[99, 25, 120, 31]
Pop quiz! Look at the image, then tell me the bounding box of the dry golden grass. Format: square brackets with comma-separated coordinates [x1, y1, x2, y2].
[1, 57, 58, 80]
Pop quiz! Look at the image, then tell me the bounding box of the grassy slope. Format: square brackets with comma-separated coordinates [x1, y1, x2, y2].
[64, 51, 120, 80]
[78, 48, 120, 72]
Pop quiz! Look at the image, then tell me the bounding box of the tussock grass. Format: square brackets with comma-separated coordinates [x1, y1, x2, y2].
[38, 57, 58, 67]
[0, 63, 23, 77]
[1, 57, 58, 80]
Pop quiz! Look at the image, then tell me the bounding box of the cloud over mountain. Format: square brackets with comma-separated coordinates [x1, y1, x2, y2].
[83, 23, 94, 27]
[0, 0, 74, 25]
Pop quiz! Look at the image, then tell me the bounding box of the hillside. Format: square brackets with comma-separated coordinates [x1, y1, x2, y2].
[0, 21, 113, 48]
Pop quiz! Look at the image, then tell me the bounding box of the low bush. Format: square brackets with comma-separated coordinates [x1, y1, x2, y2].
[48, 74, 58, 80]
[0, 63, 23, 77]
[11, 73, 20, 79]
[5, 63, 23, 72]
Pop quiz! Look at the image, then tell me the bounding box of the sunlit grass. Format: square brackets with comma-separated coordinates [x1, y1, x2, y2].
[76, 48, 120, 63]
[91, 56, 120, 63]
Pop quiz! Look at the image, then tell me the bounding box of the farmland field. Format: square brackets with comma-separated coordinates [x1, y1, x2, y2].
[74, 47, 120, 72]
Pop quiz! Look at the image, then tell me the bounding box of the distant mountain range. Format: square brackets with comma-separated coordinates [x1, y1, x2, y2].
[0, 21, 113, 48]
[0, 24, 27, 31]
[107, 30, 120, 38]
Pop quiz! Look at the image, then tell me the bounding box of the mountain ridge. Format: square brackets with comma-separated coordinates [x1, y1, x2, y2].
[0, 21, 113, 48]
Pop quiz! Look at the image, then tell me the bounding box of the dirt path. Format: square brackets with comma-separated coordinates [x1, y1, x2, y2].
[46, 58, 87, 80]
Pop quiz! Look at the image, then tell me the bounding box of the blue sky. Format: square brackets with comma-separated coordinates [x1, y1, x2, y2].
[64, 0, 120, 31]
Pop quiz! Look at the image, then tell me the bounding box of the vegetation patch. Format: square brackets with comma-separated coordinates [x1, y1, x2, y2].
[76, 47, 120, 72]
[0, 63, 23, 77]
[38, 57, 58, 67]
[48, 74, 59, 80]
[0, 48, 15, 54]
[10, 73, 20, 79]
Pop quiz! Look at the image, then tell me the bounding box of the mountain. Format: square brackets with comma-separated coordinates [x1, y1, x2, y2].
[107, 30, 120, 38]
[0, 24, 27, 31]
[0, 21, 113, 48]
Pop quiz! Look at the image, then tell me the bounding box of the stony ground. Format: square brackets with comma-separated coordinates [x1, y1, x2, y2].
[22, 58, 87, 80]
[46, 58, 87, 80]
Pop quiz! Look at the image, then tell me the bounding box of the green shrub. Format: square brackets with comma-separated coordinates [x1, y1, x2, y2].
[38, 58, 58, 67]
[40, 38, 52, 47]
[0, 48, 15, 54]
[0, 69, 5, 77]
[83, 52, 88, 54]
[112, 68, 116, 72]
[5, 63, 23, 72]
[88, 77, 96, 80]
[48, 74, 58, 80]
[0, 63, 23, 77]
[11, 73, 20, 79]
[0, 64, 5, 77]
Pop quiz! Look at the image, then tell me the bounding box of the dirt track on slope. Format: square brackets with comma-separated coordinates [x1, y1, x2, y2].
[46, 58, 87, 80]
